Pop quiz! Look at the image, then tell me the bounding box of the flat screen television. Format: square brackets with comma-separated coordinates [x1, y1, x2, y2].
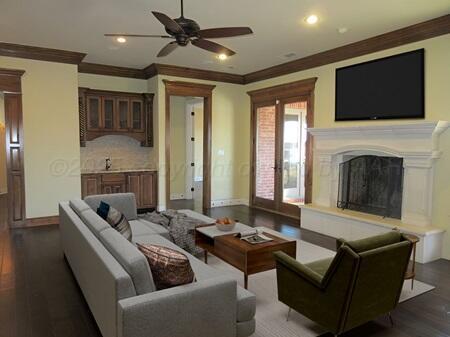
[335, 49, 424, 121]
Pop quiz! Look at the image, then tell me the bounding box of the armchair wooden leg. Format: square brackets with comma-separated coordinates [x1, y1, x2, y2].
[388, 312, 394, 327]
[286, 307, 292, 322]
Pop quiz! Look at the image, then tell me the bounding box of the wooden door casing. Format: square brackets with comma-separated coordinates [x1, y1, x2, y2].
[1, 68, 26, 228]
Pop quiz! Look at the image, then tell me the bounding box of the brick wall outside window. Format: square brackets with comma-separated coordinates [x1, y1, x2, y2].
[256, 106, 275, 199]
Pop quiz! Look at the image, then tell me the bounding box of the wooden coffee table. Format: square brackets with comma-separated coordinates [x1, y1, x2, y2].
[195, 224, 296, 289]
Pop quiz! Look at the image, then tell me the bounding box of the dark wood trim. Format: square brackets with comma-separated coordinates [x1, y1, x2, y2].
[21, 216, 60, 228]
[0, 68, 25, 93]
[248, 79, 316, 218]
[78, 62, 147, 79]
[247, 78, 317, 102]
[0, 42, 86, 65]
[244, 14, 450, 84]
[164, 80, 215, 211]
[153, 64, 244, 84]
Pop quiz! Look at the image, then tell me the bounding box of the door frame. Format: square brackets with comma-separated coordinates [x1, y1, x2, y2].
[164, 80, 215, 211]
[0, 68, 26, 228]
[247, 78, 317, 218]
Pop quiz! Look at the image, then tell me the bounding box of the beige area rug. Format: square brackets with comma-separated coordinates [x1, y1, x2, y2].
[206, 227, 435, 337]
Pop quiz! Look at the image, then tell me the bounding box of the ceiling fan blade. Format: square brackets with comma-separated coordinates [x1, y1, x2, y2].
[192, 39, 236, 56]
[198, 27, 253, 39]
[105, 34, 173, 38]
[151, 11, 184, 34]
[157, 41, 178, 57]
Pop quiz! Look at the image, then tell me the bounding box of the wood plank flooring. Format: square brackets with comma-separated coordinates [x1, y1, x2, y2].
[1, 199, 449, 337]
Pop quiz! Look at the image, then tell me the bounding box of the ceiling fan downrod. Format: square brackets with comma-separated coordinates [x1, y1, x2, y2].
[180, 0, 184, 18]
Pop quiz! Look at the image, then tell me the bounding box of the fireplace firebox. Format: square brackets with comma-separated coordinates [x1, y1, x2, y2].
[337, 155, 403, 219]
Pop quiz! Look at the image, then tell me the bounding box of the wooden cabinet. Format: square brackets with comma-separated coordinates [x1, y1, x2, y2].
[126, 171, 157, 209]
[79, 88, 154, 146]
[81, 171, 158, 210]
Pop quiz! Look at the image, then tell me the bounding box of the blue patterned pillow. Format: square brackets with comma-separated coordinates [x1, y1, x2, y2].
[97, 201, 132, 241]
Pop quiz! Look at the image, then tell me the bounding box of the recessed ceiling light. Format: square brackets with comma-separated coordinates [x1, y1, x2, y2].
[305, 15, 319, 25]
[338, 27, 348, 34]
[217, 53, 228, 61]
[116, 37, 127, 43]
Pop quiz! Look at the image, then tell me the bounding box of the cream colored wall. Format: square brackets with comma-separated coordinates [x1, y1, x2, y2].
[0, 93, 6, 194]
[169, 96, 187, 197]
[0, 56, 81, 218]
[192, 101, 204, 180]
[244, 34, 450, 259]
[151, 75, 249, 209]
[78, 73, 148, 92]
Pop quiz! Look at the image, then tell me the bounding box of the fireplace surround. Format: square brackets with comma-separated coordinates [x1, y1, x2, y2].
[301, 121, 449, 263]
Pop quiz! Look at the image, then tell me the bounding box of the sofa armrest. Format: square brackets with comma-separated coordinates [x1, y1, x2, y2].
[118, 277, 238, 337]
[274, 251, 324, 289]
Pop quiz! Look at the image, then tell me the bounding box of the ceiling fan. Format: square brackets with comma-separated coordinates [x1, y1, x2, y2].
[105, 0, 253, 58]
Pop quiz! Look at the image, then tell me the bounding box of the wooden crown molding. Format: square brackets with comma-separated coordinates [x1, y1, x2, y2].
[78, 62, 146, 79]
[0, 68, 25, 77]
[243, 14, 450, 84]
[0, 67, 25, 93]
[0, 42, 86, 64]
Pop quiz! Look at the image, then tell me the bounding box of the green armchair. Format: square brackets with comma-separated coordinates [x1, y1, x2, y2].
[274, 231, 412, 336]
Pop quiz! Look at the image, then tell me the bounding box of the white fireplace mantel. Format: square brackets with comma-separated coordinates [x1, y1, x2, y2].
[308, 121, 449, 227]
[301, 121, 449, 263]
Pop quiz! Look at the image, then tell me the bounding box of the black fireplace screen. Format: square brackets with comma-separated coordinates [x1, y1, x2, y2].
[337, 155, 403, 219]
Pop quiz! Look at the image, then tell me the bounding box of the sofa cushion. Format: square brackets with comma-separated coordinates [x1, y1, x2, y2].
[138, 219, 171, 240]
[97, 202, 132, 241]
[78, 209, 111, 237]
[344, 231, 402, 253]
[137, 244, 195, 290]
[84, 193, 138, 220]
[128, 220, 158, 237]
[99, 228, 156, 294]
[236, 287, 256, 322]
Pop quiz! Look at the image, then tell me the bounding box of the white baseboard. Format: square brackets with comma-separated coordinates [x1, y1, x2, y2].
[170, 193, 185, 200]
[210, 198, 249, 208]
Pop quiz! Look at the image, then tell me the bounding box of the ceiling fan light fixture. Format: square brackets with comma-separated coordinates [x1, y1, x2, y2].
[116, 37, 127, 43]
[305, 15, 319, 25]
[217, 53, 228, 61]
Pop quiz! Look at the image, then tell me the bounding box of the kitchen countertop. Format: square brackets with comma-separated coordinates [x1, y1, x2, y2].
[81, 168, 157, 174]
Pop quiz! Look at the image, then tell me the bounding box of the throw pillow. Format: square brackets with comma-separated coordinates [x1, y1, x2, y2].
[97, 201, 132, 241]
[136, 244, 195, 290]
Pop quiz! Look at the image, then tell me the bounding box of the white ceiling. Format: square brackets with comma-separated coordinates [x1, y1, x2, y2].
[1, 0, 449, 74]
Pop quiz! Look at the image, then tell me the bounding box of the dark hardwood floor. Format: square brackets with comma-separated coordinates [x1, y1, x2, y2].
[1, 199, 449, 337]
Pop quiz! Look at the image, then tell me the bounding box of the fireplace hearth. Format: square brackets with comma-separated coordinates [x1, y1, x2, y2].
[337, 155, 403, 219]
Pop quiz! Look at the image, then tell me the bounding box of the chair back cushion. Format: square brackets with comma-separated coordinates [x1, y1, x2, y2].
[342, 231, 402, 253]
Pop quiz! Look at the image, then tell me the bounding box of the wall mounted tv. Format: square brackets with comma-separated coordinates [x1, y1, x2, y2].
[335, 49, 424, 121]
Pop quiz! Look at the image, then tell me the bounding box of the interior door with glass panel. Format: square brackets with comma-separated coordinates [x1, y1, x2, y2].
[279, 99, 309, 216]
[252, 102, 278, 210]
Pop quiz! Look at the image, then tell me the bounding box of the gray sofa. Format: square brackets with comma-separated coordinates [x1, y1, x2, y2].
[59, 193, 256, 337]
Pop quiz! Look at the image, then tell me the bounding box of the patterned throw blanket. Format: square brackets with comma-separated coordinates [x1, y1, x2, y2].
[142, 210, 206, 256]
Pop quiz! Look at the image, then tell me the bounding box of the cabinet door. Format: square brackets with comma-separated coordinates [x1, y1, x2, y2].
[140, 172, 157, 208]
[131, 100, 144, 132]
[116, 99, 130, 131]
[87, 96, 101, 130]
[102, 174, 126, 194]
[102, 97, 115, 130]
[81, 175, 101, 198]
[126, 173, 142, 207]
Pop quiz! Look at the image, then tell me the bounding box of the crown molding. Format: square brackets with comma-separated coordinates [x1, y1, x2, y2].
[243, 14, 450, 84]
[78, 62, 146, 79]
[3, 15, 447, 84]
[0, 42, 86, 64]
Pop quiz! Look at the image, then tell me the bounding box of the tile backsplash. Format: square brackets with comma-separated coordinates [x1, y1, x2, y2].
[80, 135, 155, 172]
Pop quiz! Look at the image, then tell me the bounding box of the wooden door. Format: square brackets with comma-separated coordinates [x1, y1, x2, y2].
[87, 96, 101, 130]
[140, 172, 157, 208]
[116, 98, 130, 131]
[102, 97, 115, 130]
[251, 101, 278, 211]
[126, 173, 141, 207]
[81, 175, 101, 198]
[130, 100, 144, 132]
[5, 93, 25, 226]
